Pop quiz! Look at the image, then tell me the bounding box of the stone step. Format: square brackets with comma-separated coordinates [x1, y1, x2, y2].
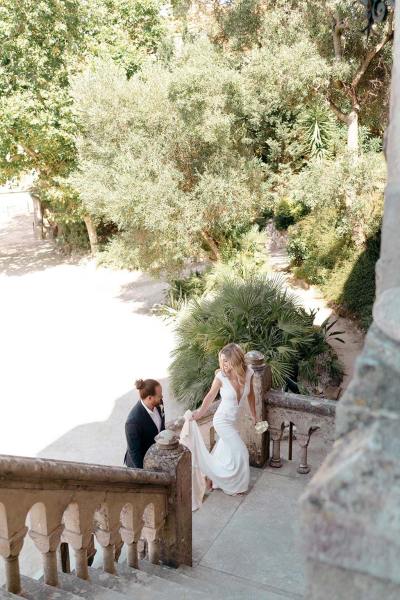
[57, 572, 128, 600]
[0, 590, 21, 599]
[179, 565, 295, 600]
[117, 562, 208, 599]
[20, 575, 83, 600]
[87, 567, 170, 600]
[138, 560, 221, 596]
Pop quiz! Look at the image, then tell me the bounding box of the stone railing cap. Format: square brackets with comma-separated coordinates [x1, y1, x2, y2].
[245, 350, 265, 366]
[0, 454, 173, 487]
[155, 430, 179, 448]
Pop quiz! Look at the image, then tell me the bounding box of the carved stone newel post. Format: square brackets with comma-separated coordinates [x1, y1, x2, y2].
[144, 430, 192, 568]
[239, 351, 271, 467]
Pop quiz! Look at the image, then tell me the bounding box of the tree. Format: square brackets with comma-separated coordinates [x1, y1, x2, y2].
[70, 42, 264, 273]
[304, 0, 393, 153]
[0, 0, 166, 250]
[173, 0, 393, 155]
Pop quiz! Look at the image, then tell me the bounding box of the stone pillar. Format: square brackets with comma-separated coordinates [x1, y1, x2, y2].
[62, 503, 95, 581]
[0, 526, 27, 594]
[269, 427, 283, 468]
[29, 524, 64, 587]
[120, 507, 144, 570]
[94, 505, 122, 576]
[239, 351, 271, 467]
[295, 433, 311, 475]
[144, 430, 192, 568]
[95, 528, 120, 575]
[301, 6, 400, 598]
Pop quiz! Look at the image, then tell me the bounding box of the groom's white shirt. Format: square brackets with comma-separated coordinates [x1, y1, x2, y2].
[141, 400, 162, 432]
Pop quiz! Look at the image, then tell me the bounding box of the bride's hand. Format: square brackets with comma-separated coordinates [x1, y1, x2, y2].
[192, 410, 201, 421]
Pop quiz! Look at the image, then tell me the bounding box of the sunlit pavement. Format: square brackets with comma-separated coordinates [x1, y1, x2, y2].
[0, 193, 179, 461]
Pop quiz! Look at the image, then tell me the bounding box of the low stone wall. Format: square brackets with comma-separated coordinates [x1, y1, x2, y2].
[266, 390, 336, 474]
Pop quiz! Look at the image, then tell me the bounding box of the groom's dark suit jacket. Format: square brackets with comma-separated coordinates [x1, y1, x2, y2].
[124, 401, 165, 469]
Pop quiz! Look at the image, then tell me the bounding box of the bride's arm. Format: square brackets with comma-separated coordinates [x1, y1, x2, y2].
[192, 377, 221, 421]
[248, 376, 257, 423]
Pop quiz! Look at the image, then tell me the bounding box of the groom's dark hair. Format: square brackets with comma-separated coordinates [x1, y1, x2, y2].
[135, 378, 160, 400]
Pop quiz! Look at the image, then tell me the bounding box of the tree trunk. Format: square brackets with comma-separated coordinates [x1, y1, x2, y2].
[31, 193, 44, 240]
[201, 230, 221, 261]
[347, 109, 359, 154]
[84, 215, 98, 255]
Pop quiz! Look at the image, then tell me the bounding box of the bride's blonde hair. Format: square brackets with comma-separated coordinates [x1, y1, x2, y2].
[219, 343, 247, 383]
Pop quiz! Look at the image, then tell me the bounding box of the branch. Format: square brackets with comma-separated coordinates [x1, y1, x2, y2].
[328, 98, 349, 124]
[352, 11, 394, 91]
[331, 11, 347, 61]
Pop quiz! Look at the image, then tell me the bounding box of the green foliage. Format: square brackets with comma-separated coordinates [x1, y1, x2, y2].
[288, 207, 353, 285]
[286, 152, 385, 327]
[170, 276, 343, 408]
[217, 0, 264, 50]
[0, 0, 166, 250]
[274, 198, 307, 231]
[298, 104, 337, 161]
[282, 152, 386, 214]
[85, 0, 166, 77]
[70, 43, 264, 273]
[322, 229, 381, 330]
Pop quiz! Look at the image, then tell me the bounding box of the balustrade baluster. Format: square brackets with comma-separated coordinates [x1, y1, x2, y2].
[63, 502, 98, 581]
[0, 526, 27, 594]
[95, 504, 123, 575]
[29, 523, 64, 587]
[269, 426, 284, 468]
[120, 507, 144, 569]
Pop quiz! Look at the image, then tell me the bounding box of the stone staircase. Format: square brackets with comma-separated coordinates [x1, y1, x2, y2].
[0, 560, 284, 600]
[0, 352, 334, 600]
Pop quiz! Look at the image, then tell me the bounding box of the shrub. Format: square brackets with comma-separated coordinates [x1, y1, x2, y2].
[287, 207, 352, 284]
[156, 226, 269, 317]
[169, 276, 343, 408]
[323, 228, 381, 330]
[274, 197, 307, 231]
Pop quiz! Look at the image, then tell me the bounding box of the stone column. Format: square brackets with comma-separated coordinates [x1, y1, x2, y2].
[239, 351, 271, 467]
[95, 528, 120, 575]
[120, 507, 144, 569]
[29, 524, 64, 587]
[94, 504, 123, 576]
[301, 6, 400, 598]
[0, 526, 27, 594]
[62, 503, 96, 581]
[144, 430, 192, 568]
[269, 427, 283, 468]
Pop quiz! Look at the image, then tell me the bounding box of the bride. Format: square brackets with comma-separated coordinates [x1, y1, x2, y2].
[180, 343, 257, 510]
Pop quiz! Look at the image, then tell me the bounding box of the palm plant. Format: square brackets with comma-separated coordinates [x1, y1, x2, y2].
[299, 105, 336, 161]
[170, 275, 343, 408]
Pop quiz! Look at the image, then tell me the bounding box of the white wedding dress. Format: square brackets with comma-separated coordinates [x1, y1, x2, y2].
[180, 367, 253, 510]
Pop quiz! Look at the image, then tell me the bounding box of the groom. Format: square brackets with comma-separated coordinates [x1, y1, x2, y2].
[124, 378, 165, 469]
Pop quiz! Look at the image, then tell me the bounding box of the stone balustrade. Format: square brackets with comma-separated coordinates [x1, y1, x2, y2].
[0, 432, 192, 595]
[267, 390, 336, 474]
[168, 351, 335, 475]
